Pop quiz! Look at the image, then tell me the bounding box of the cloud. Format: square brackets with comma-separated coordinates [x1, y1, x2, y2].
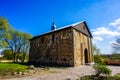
[93, 36, 103, 41]
[109, 18, 120, 29]
[93, 36, 103, 44]
[92, 18, 120, 54]
[92, 26, 120, 43]
[92, 27, 120, 37]
[92, 18, 120, 45]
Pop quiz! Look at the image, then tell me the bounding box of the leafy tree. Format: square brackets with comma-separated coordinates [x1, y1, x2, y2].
[4, 29, 32, 62]
[112, 36, 120, 54]
[4, 29, 22, 62]
[0, 17, 11, 48]
[0, 17, 32, 62]
[20, 33, 32, 62]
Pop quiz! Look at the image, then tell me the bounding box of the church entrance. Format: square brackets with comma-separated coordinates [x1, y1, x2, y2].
[84, 48, 88, 63]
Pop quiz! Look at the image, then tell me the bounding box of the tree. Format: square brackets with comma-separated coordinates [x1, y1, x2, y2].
[0, 17, 11, 48]
[112, 36, 120, 54]
[4, 29, 22, 62]
[4, 29, 32, 62]
[19, 33, 32, 62]
[93, 45, 101, 55]
[93, 45, 104, 64]
[0, 16, 32, 62]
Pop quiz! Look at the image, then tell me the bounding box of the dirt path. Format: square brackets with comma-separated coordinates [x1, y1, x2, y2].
[3, 65, 120, 80]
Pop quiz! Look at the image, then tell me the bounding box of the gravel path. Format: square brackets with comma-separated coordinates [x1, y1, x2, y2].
[5, 65, 120, 80]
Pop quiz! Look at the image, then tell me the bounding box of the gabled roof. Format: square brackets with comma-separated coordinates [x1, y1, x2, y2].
[73, 21, 93, 38]
[30, 21, 92, 40]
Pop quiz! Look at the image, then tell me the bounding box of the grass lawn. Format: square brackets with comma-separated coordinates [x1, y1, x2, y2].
[0, 62, 28, 76]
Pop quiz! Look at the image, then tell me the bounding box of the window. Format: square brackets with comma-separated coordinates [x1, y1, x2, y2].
[63, 58, 66, 61]
[41, 37, 44, 43]
[52, 34, 56, 42]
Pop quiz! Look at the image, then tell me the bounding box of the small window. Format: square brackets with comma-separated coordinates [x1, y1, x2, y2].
[63, 58, 66, 61]
[52, 34, 56, 42]
[41, 37, 44, 43]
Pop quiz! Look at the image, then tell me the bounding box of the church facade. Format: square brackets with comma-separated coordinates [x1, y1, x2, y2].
[29, 21, 93, 66]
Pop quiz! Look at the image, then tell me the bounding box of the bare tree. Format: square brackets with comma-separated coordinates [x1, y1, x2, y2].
[112, 36, 120, 54]
[93, 45, 101, 55]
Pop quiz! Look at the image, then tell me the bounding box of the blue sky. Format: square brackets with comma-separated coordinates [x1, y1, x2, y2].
[0, 0, 120, 54]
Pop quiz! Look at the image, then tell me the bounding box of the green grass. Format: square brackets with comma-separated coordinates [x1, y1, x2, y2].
[0, 62, 28, 76]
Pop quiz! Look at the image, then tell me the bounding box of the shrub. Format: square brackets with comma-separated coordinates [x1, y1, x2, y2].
[2, 49, 14, 60]
[94, 55, 105, 64]
[93, 64, 111, 76]
[113, 73, 120, 79]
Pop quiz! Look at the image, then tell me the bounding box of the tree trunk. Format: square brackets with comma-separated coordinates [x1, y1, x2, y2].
[22, 53, 25, 63]
[13, 52, 16, 62]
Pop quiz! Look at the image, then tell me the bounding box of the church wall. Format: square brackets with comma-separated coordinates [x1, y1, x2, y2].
[73, 29, 93, 66]
[29, 28, 74, 66]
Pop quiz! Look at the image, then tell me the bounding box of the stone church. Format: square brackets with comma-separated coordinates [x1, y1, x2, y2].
[29, 21, 93, 66]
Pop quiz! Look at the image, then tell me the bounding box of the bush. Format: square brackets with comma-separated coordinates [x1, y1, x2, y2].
[93, 64, 111, 76]
[94, 55, 105, 64]
[113, 73, 120, 79]
[81, 76, 120, 80]
[1, 49, 13, 60]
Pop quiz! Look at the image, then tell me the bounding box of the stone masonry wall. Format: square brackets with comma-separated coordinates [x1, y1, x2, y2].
[29, 28, 74, 66]
[73, 29, 93, 66]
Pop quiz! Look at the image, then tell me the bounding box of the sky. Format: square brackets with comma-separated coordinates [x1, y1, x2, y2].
[0, 0, 120, 54]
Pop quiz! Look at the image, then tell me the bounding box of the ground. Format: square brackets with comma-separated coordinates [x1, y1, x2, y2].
[1, 65, 119, 80]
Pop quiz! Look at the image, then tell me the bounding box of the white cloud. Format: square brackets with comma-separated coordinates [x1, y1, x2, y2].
[92, 27, 120, 43]
[92, 27, 120, 37]
[109, 18, 120, 29]
[93, 36, 103, 44]
[94, 36, 103, 41]
[92, 18, 120, 54]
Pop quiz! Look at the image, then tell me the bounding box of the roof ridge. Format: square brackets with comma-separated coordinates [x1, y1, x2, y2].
[30, 21, 87, 40]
